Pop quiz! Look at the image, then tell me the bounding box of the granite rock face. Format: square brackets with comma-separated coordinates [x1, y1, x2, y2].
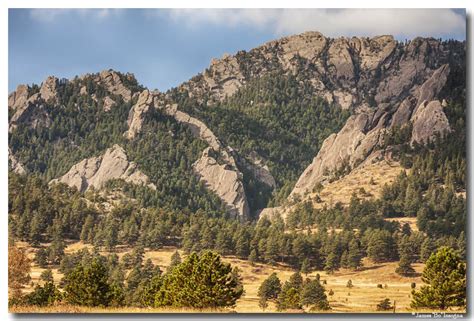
[290, 62, 453, 198]
[411, 100, 451, 145]
[50, 144, 155, 192]
[194, 147, 249, 218]
[97, 70, 132, 102]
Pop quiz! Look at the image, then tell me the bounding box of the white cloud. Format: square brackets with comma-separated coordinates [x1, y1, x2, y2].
[29, 8, 122, 23]
[167, 8, 465, 39]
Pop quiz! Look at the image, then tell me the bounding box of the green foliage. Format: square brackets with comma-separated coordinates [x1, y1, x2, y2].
[23, 282, 61, 307]
[63, 258, 113, 307]
[258, 273, 282, 301]
[376, 298, 393, 311]
[395, 254, 416, 276]
[276, 282, 302, 311]
[173, 71, 350, 210]
[40, 269, 54, 283]
[301, 279, 330, 310]
[154, 251, 243, 308]
[411, 247, 466, 310]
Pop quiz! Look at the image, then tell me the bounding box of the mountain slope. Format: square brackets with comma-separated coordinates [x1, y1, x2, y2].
[8, 31, 465, 223]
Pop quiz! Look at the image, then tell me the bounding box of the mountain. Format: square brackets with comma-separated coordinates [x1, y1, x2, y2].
[8, 31, 465, 243]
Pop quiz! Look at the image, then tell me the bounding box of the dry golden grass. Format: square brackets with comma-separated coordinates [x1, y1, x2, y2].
[385, 217, 419, 232]
[310, 160, 404, 209]
[14, 242, 465, 314]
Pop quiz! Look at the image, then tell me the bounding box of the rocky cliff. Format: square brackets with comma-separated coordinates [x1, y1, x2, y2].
[124, 89, 250, 218]
[8, 70, 137, 132]
[290, 62, 452, 197]
[9, 31, 464, 221]
[50, 144, 155, 192]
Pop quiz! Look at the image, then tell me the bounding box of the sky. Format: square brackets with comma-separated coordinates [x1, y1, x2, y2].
[8, 8, 466, 93]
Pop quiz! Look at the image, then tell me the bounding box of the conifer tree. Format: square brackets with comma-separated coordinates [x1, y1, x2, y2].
[411, 247, 466, 310]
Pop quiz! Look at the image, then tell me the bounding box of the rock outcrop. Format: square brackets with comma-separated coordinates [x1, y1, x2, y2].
[8, 148, 26, 175]
[8, 84, 29, 111]
[50, 144, 155, 192]
[194, 147, 249, 218]
[8, 76, 62, 131]
[124, 90, 157, 139]
[97, 70, 132, 102]
[290, 62, 453, 198]
[411, 100, 450, 145]
[242, 152, 276, 189]
[39, 76, 59, 103]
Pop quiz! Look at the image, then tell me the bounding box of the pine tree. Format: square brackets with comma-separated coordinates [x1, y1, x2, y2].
[346, 280, 353, 288]
[248, 249, 258, 265]
[258, 272, 282, 301]
[287, 272, 303, 291]
[420, 237, 436, 262]
[347, 239, 363, 270]
[301, 279, 330, 310]
[411, 247, 466, 310]
[168, 250, 181, 272]
[340, 250, 349, 268]
[376, 298, 393, 311]
[395, 253, 416, 276]
[300, 258, 311, 275]
[35, 248, 49, 268]
[155, 251, 243, 308]
[324, 251, 339, 274]
[276, 282, 302, 311]
[64, 258, 112, 307]
[24, 282, 61, 307]
[40, 269, 54, 283]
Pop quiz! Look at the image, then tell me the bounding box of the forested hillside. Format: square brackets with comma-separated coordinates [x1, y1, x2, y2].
[8, 32, 466, 312]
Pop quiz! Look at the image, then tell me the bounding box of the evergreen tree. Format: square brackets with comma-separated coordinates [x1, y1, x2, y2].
[347, 239, 363, 270]
[155, 251, 243, 308]
[420, 237, 437, 262]
[287, 272, 304, 291]
[168, 250, 181, 272]
[24, 282, 61, 307]
[300, 258, 311, 275]
[63, 258, 112, 307]
[376, 298, 393, 311]
[276, 282, 302, 311]
[324, 251, 339, 274]
[258, 272, 282, 301]
[35, 248, 49, 268]
[411, 247, 466, 310]
[40, 269, 54, 283]
[248, 249, 258, 265]
[395, 253, 416, 276]
[346, 280, 353, 288]
[301, 278, 330, 310]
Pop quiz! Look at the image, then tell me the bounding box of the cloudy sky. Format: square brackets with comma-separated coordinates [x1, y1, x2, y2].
[9, 8, 466, 92]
